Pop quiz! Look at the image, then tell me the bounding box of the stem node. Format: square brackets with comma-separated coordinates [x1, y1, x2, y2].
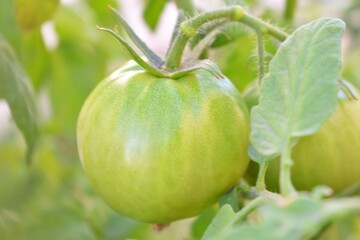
[231, 6, 244, 20]
[180, 22, 197, 37]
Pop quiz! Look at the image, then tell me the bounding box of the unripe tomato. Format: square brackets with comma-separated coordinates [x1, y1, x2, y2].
[265, 99, 360, 192]
[77, 61, 250, 223]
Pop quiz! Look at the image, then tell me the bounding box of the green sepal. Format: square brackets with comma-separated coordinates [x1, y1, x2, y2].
[98, 25, 224, 80]
[97, 26, 168, 78]
[169, 59, 225, 79]
[108, 6, 164, 68]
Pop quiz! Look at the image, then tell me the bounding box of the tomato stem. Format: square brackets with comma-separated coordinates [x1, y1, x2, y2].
[284, 0, 297, 23]
[165, 6, 244, 70]
[164, 6, 288, 70]
[240, 13, 288, 41]
[164, 32, 189, 71]
[174, 0, 196, 17]
[255, 162, 269, 191]
[232, 196, 268, 225]
[279, 145, 296, 196]
[255, 29, 265, 84]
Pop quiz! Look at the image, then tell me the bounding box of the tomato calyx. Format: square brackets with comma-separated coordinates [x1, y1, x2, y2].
[97, 6, 224, 80]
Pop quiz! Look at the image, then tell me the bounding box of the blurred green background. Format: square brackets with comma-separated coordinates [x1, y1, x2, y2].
[0, 0, 360, 239]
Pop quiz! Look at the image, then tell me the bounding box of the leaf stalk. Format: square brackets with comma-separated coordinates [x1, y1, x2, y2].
[280, 144, 296, 196]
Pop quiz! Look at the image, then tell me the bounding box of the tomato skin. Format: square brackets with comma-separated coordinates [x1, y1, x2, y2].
[77, 61, 250, 223]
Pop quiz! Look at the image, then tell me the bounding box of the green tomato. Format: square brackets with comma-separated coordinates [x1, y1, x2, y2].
[264, 99, 360, 192]
[77, 61, 250, 223]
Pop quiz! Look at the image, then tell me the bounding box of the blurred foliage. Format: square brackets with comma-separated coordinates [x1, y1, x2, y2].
[203, 196, 360, 240]
[0, 38, 39, 164]
[1, 0, 360, 239]
[15, 0, 60, 31]
[143, 0, 167, 30]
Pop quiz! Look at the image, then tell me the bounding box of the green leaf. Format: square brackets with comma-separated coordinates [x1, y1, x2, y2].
[248, 145, 276, 164]
[219, 188, 239, 212]
[88, 0, 119, 26]
[0, 37, 39, 164]
[143, 0, 167, 31]
[191, 208, 217, 239]
[223, 196, 360, 240]
[104, 214, 142, 240]
[0, 0, 21, 47]
[15, 0, 59, 31]
[49, 4, 110, 134]
[201, 205, 235, 240]
[20, 30, 50, 89]
[250, 18, 345, 157]
[49, 43, 104, 134]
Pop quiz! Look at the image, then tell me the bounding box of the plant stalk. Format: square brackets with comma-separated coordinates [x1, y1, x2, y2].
[164, 6, 288, 70]
[164, 6, 244, 70]
[240, 13, 288, 41]
[256, 162, 269, 191]
[284, 0, 297, 22]
[232, 196, 268, 225]
[255, 29, 265, 83]
[174, 0, 196, 17]
[279, 144, 296, 196]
